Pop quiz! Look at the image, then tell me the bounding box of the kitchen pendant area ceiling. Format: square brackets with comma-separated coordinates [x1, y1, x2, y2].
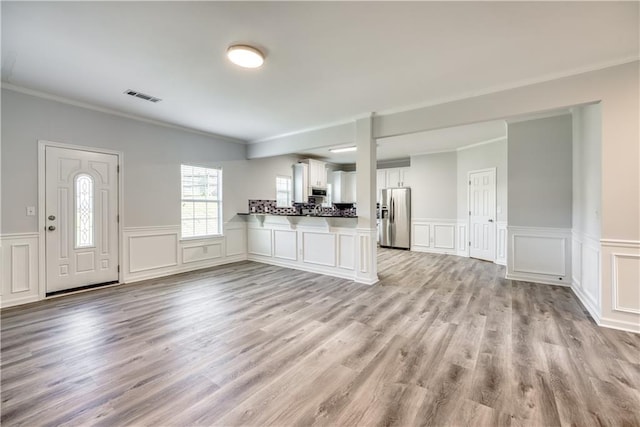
[1, 2, 638, 143]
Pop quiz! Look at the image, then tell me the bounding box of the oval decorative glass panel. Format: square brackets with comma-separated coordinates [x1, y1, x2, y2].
[75, 174, 94, 248]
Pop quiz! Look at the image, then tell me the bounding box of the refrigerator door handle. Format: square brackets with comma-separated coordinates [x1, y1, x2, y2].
[390, 198, 394, 223]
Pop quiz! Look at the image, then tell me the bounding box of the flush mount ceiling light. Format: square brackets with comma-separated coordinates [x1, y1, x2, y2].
[227, 45, 264, 68]
[329, 146, 357, 153]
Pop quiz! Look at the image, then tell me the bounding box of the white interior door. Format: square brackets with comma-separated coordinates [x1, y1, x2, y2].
[45, 146, 119, 293]
[469, 168, 496, 262]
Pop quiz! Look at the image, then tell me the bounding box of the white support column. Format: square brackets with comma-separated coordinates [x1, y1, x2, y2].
[355, 114, 379, 285]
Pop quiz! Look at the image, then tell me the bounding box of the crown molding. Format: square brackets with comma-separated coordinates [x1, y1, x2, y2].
[1, 82, 247, 145]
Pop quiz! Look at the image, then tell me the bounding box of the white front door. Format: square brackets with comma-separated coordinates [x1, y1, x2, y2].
[45, 146, 119, 293]
[469, 168, 496, 262]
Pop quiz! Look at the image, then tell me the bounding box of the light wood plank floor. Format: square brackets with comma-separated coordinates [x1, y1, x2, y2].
[2, 248, 639, 426]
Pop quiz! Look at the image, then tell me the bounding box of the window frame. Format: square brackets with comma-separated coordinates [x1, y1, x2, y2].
[180, 164, 223, 240]
[275, 175, 293, 207]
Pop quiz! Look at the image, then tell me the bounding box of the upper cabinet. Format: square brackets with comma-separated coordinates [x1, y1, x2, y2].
[384, 167, 410, 187]
[377, 167, 411, 201]
[332, 171, 356, 203]
[308, 159, 327, 189]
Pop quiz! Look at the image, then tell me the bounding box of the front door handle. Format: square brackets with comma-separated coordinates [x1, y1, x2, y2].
[488, 219, 494, 222]
[48, 225, 56, 231]
[48, 215, 56, 221]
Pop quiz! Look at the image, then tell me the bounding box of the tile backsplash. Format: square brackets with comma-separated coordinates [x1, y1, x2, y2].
[248, 200, 297, 215]
[247, 199, 356, 217]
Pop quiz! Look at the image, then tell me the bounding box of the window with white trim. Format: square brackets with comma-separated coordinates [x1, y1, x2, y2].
[276, 175, 292, 207]
[181, 165, 222, 238]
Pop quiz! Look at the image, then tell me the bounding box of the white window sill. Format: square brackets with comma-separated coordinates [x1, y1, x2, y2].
[180, 234, 224, 242]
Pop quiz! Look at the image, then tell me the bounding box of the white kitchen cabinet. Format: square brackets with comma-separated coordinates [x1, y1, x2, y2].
[377, 167, 411, 201]
[332, 171, 356, 203]
[308, 159, 327, 188]
[400, 168, 411, 187]
[385, 167, 410, 187]
[386, 169, 401, 188]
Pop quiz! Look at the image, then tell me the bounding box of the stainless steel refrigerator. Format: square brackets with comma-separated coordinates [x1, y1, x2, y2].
[379, 188, 411, 249]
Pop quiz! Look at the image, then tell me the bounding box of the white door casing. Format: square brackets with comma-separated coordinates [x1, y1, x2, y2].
[468, 168, 497, 262]
[45, 146, 119, 292]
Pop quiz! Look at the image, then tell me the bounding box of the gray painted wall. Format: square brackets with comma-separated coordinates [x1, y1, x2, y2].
[508, 115, 573, 228]
[456, 139, 508, 222]
[409, 151, 457, 219]
[572, 104, 602, 238]
[1, 88, 247, 233]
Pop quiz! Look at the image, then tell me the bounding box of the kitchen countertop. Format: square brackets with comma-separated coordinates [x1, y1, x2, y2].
[238, 213, 357, 218]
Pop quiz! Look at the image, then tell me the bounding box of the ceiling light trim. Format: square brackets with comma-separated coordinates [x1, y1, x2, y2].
[227, 44, 265, 69]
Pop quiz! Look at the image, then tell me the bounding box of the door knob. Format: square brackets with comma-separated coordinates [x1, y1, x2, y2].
[48, 225, 56, 231]
[48, 215, 56, 221]
[488, 219, 494, 222]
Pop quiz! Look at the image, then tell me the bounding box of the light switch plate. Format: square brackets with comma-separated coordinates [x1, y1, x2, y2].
[26, 206, 36, 216]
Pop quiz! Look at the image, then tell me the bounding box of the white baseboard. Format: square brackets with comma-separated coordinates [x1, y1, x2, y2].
[597, 316, 640, 334]
[411, 245, 463, 257]
[0, 294, 41, 309]
[506, 272, 571, 287]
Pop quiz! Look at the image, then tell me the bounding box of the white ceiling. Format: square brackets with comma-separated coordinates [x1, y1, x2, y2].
[300, 119, 508, 164]
[2, 2, 638, 143]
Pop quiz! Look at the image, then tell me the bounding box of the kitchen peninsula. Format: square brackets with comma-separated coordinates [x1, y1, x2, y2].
[239, 199, 360, 281]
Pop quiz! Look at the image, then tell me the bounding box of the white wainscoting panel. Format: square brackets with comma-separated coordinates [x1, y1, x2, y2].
[248, 227, 272, 257]
[495, 222, 507, 266]
[129, 232, 178, 273]
[412, 223, 430, 249]
[570, 231, 601, 324]
[182, 241, 223, 264]
[302, 232, 336, 267]
[582, 241, 601, 308]
[225, 225, 246, 257]
[123, 223, 247, 283]
[1, 233, 40, 308]
[513, 236, 565, 276]
[457, 222, 468, 257]
[411, 219, 460, 256]
[611, 253, 640, 314]
[507, 226, 571, 286]
[572, 237, 582, 286]
[433, 224, 455, 250]
[338, 234, 355, 270]
[355, 228, 378, 284]
[600, 239, 640, 333]
[274, 230, 297, 261]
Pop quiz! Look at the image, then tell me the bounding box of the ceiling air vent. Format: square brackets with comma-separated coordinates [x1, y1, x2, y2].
[124, 89, 162, 103]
